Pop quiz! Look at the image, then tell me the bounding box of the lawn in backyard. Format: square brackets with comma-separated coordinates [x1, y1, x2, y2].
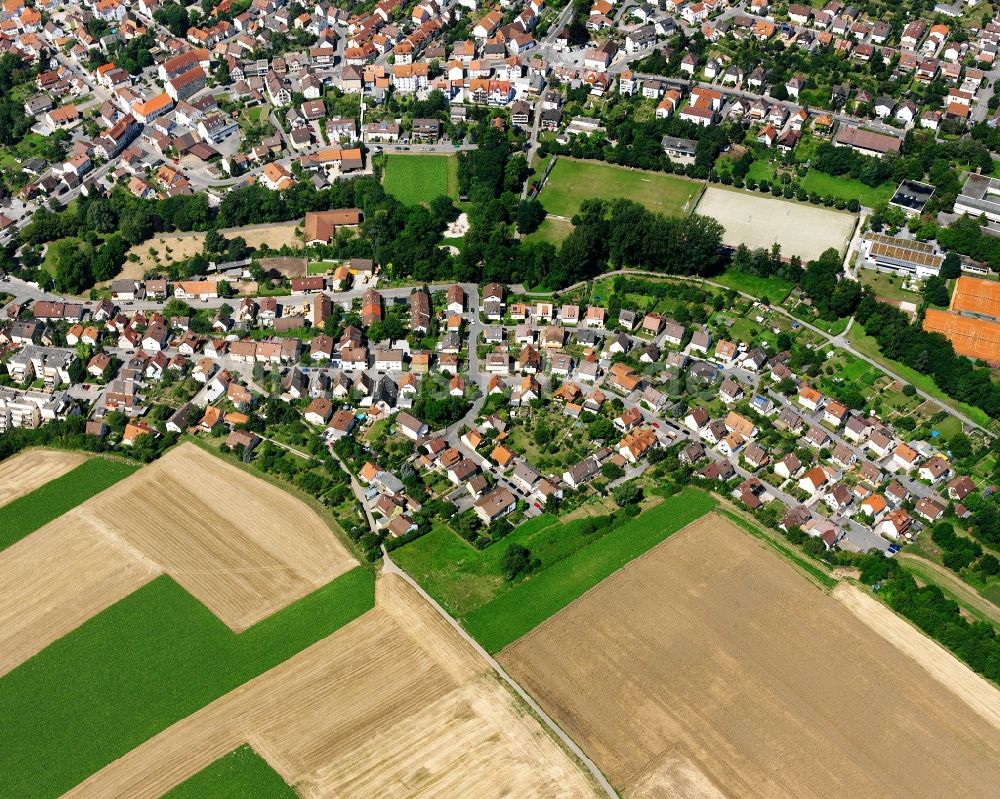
[538, 158, 702, 219]
[712, 268, 794, 302]
[799, 170, 895, 207]
[0, 457, 138, 552]
[401, 488, 717, 653]
[382, 154, 458, 205]
[164, 746, 296, 799]
[0, 567, 374, 798]
[857, 268, 921, 303]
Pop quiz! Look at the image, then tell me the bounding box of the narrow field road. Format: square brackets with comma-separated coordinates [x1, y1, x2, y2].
[899, 553, 1000, 627]
[380, 549, 619, 799]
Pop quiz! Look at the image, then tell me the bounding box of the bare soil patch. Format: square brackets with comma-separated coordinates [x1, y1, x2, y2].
[501, 513, 1000, 798]
[0, 449, 86, 508]
[83, 443, 356, 631]
[696, 186, 856, 261]
[123, 221, 302, 276]
[0, 518, 157, 677]
[66, 573, 600, 799]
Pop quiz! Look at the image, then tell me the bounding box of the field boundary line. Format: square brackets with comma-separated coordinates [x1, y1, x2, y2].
[834, 581, 1000, 731]
[496, 509, 719, 653]
[380, 551, 619, 799]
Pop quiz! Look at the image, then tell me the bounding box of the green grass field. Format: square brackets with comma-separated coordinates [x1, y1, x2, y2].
[383, 154, 458, 205]
[712, 268, 794, 302]
[0, 457, 138, 551]
[165, 746, 296, 799]
[449, 488, 717, 653]
[526, 216, 573, 246]
[0, 567, 375, 798]
[538, 158, 703, 219]
[799, 170, 895, 207]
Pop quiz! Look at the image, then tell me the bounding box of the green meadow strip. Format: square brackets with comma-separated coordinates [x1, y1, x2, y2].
[0, 567, 375, 798]
[0, 458, 138, 550]
[164, 746, 297, 799]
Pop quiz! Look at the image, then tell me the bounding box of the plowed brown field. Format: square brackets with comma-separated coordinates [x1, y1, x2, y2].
[500, 513, 1000, 799]
[0, 449, 86, 507]
[65, 574, 600, 799]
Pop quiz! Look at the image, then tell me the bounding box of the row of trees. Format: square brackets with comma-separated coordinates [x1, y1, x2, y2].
[857, 552, 1000, 682]
[855, 294, 1000, 418]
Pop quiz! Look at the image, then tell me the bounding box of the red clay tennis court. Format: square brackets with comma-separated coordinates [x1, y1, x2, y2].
[950, 276, 1000, 319]
[923, 307, 1000, 361]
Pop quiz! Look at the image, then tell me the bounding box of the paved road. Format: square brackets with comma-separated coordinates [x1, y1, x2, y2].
[380, 548, 618, 799]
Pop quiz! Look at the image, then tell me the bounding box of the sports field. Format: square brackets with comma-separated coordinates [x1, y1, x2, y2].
[0, 449, 86, 508]
[383, 153, 459, 205]
[65, 575, 599, 799]
[696, 186, 857, 262]
[538, 158, 703, 219]
[396, 487, 717, 653]
[501, 514, 1000, 797]
[0, 456, 137, 550]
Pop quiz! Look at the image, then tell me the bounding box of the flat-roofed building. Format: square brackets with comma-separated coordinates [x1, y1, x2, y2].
[955, 173, 1000, 223]
[858, 232, 942, 278]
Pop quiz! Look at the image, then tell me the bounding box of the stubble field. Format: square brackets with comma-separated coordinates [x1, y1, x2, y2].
[0, 518, 157, 677]
[501, 514, 1000, 799]
[0, 449, 86, 507]
[66, 573, 600, 799]
[695, 186, 856, 261]
[82, 442, 356, 631]
[0, 442, 356, 677]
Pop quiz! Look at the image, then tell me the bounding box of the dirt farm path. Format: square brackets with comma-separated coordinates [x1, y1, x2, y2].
[64, 573, 602, 799]
[834, 581, 1000, 731]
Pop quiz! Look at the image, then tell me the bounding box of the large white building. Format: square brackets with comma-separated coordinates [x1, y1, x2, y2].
[857, 232, 943, 279]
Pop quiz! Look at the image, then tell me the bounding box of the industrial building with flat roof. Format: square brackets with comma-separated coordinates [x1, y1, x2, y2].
[954, 173, 1000, 223]
[858, 232, 943, 278]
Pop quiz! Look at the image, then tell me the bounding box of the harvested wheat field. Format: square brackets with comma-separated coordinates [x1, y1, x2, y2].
[66, 573, 600, 799]
[501, 513, 1000, 799]
[82, 443, 356, 631]
[0, 517, 156, 676]
[0, 449, 86, 507]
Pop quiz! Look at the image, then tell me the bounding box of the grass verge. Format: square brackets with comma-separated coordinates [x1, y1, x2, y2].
[0, 457, 138, 551]
[720, 509, 837, 590]
[0, 567, 375, 798]
[164, 746, 296, 799]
